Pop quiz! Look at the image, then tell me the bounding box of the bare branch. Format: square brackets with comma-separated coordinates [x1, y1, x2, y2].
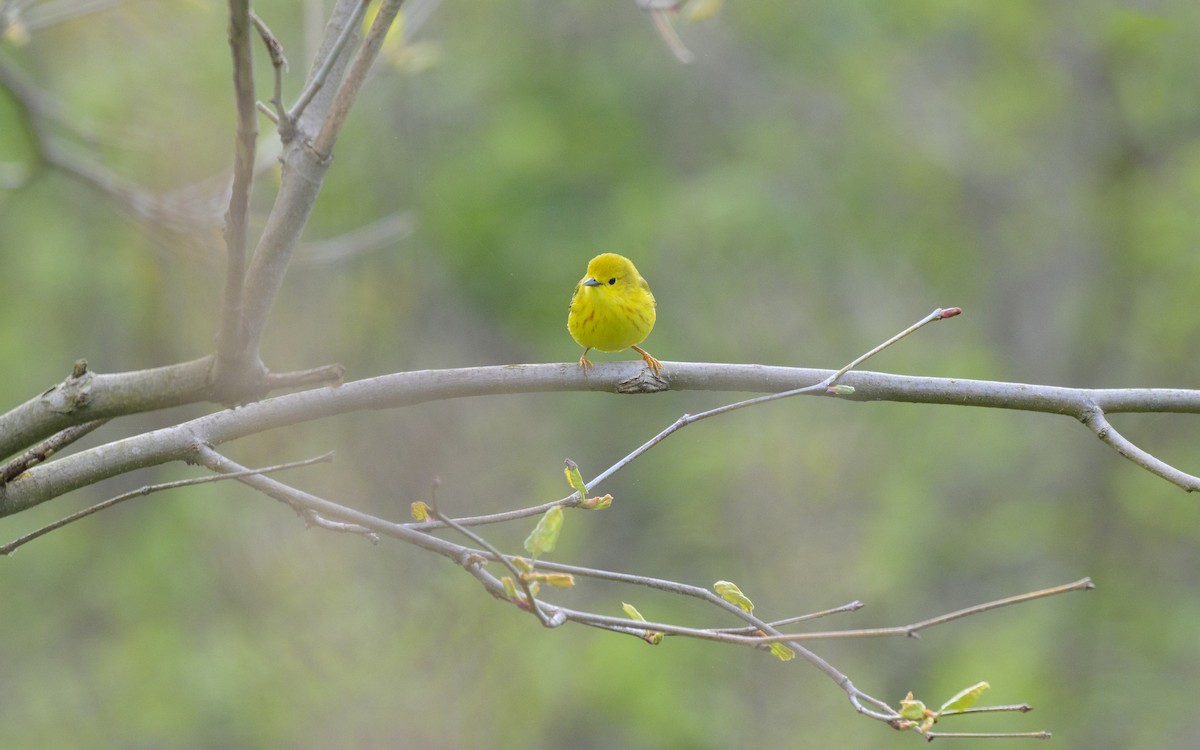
[250, 10, 288, 124]
[744, 578, 1095, 643]
[6, 361, 1200, 518]
[0, 357, 353, 464]
[425, 502, 560, 627]
[826, 307, 961, 387]
[46, 436, 1073, 736]
[0, 356, 216, 462]
[715, 601, 866, 632]
[212, 0, 263, 402]
[312, 0, 405, 158]
[236, 2, 404, 383]
[406, 495, 583, 532]
[0, 452, 334, 555]
[190, 445, 468, 560]
[287, 0, 370, 128]
[0, 418, 109, 484]
[925, 731, 1051, 740]
[1079, 406, 1200, 491]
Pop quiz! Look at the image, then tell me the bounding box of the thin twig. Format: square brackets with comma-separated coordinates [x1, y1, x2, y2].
[1080, 406, 1200, 491]
[0, 452, 334, 555]
[544, 578, 1089, 648]
[255, 100, 280, 124]
[0, 418, 109, 483]
[742, 578, 1094, 643]
[191, 445, 468, 558]
[924, 731, 1051, 740]
[940, 703, 1034, 716]
[287, 0, 372, 127]
[424, 501, 558, 627]
[95, 439, 1071, 732]
[414, 310, 953, 532]
[406, 495, 582, 531]
[715, 601, 866, 633]
[584, 308, 960, 494]
[312, 0, 405, 158]
[250, 10, 288, 124]
[825, 307, 961, 387]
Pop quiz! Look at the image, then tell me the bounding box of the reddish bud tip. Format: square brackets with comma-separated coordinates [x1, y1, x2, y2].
[939, 307, 962, 319]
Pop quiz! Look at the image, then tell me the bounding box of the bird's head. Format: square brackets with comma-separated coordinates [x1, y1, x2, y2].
[583, 253, 639, 290]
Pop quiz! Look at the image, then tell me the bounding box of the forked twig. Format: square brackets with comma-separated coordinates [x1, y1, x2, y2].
[0, 452, 334, 555]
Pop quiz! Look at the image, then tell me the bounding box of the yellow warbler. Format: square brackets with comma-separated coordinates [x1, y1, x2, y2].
[567, 253, 663, 375]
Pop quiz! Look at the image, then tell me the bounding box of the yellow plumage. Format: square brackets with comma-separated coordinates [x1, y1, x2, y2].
[567, 253, 663, 375]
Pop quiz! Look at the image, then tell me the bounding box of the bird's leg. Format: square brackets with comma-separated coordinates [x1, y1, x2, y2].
[631, 345, 663, 376]
[578, 348, 595, 374]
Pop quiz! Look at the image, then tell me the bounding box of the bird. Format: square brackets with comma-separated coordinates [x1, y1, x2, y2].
[567, 252, 663, 375]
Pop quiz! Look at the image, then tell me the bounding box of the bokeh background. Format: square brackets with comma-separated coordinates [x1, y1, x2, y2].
[3, 1, 1200, 747]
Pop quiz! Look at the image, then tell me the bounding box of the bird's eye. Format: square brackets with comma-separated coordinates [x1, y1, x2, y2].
[607, 278, 616, 285]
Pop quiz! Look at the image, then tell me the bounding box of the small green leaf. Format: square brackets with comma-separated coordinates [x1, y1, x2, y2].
[409, 501, 430, 521]
[540, 573, 575, 588]
[622, 602, 648, 622]
[768, 642, 795, 662]
[622, 603, 663, 644]
[828, 384, 855, 396]
[563, 459, 587, 496]
[898, 692, 929, 721]
[524, 506, 564, 557]
[713, 580, 754, 612]
[938, 681, 990, 714]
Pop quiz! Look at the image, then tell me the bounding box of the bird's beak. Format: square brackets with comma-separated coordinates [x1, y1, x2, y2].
[583, 277, 602, 287]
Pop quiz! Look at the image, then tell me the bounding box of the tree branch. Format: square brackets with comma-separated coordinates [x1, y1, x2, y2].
[0, 452, 333, 555]
[311, 0, 406, 158]
[286, 0, 370, 129]
[4, 361, 1200, 518]
[211, 0, 262, 402]
[236, 2, 404, 386]
[0, 356, 216, 461]
[113, 438, 1076, 734]
[0, 418, 109, 484]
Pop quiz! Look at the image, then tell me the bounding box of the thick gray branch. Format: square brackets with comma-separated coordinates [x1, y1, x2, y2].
[0, 356, 216, 461]
[3, 361, 1199, 519]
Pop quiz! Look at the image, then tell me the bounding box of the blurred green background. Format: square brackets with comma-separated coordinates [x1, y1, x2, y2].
[3, 1, 1200, 747]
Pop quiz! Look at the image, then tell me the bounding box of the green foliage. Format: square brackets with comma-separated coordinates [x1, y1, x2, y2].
[523, 506, 564, 558]
[939, 680, 989, 714]
[712, 580, 754, 613]
[563, 458, 586, 497]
